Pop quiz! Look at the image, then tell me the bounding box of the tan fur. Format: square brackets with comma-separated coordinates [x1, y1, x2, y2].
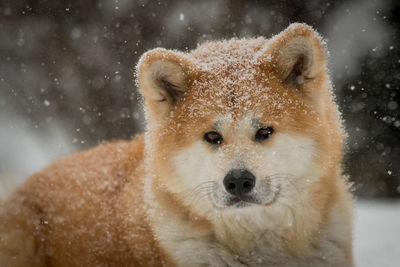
[0, 136, 170, 266]
[0, 23, 353, 266]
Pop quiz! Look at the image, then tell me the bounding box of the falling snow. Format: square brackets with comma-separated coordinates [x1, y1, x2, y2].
[0, 0, 399, 266]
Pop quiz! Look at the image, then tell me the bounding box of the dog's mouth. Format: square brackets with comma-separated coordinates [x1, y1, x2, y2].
[227, 195, 259, 207]
[211, 185, 281, 209]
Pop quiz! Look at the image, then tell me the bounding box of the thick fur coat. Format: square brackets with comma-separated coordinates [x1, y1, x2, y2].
[0, 23, 353, 266]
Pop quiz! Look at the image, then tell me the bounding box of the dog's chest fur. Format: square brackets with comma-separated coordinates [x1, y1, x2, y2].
[160, 222, 347, 267]
[148, 192, 350, 267]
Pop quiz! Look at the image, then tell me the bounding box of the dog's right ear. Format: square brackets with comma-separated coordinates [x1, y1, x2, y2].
[137, 48, 196, 123]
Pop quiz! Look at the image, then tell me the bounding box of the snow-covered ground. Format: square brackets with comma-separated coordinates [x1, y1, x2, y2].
[354, 200, 400, 267]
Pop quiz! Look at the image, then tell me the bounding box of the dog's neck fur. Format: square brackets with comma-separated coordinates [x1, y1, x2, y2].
[143, 168, 352, 267]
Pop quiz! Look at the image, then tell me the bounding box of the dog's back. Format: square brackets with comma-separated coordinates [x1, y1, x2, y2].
[0, 136, 163, 266]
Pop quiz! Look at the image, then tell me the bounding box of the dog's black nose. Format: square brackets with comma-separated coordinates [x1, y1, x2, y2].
[223, 169, 255, 196]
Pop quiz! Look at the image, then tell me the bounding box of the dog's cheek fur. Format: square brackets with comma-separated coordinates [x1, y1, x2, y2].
[170, 141, 222, 216]
[258, 133, 324, 197]
[254, 133, 320, 178]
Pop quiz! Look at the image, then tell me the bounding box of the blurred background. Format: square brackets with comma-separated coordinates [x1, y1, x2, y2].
[0, 0, 399, 265]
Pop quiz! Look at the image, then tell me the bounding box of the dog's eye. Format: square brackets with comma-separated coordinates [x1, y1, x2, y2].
[204, 131, 223, 145]
[255, 127, 274, 141]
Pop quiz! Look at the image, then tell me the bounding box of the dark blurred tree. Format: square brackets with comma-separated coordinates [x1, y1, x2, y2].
[340, 2, 400, 197]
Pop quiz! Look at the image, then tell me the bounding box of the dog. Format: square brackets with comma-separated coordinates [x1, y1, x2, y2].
[0, 23, 353, 266]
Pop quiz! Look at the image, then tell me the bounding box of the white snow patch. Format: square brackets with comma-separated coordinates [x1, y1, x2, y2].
[354, 200, 400, 267]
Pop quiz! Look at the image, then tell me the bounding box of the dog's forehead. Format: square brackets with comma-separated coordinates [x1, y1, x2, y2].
[175, 38, 310, 125]
[182, 77, 292, 121]
[187, 37, 278, 106]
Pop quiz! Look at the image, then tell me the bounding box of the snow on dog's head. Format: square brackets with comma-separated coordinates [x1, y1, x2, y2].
[137, 23, 344, 226]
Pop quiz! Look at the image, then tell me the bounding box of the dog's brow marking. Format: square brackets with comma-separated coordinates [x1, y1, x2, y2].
[251, 118, 260, 129]
[215, 121, 222, 132]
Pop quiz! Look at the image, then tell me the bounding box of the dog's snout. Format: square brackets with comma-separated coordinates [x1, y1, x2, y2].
[223, 169, 255, 196]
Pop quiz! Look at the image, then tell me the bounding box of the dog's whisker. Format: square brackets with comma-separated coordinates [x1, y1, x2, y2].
[188, 190, 215, 206]
[185, 183, 217, 205]
[181, 181, 217, 199]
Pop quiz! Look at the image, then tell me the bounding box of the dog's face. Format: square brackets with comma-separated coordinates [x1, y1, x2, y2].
[138, 24, 343, 223]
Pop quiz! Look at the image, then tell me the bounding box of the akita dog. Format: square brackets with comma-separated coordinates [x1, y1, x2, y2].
[0, 23, 353, 266]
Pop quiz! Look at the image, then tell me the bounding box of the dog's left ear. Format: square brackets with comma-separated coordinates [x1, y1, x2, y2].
[137, 48, 196, 123]
[266, 23, 327, 86]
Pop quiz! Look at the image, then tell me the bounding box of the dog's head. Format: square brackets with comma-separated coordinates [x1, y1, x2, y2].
[137, 23, 344, 224]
